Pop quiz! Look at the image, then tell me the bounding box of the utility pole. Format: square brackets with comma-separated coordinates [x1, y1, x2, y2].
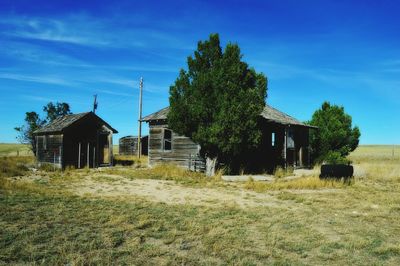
[137, 77, 143, 158]
[93, 94, 98, 113]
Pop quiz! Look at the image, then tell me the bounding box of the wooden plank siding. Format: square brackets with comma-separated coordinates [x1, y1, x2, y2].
[148, 123, 205, 171]
[143, 106, 314, 173]
[119, 136, 148, 156]
[34, 112, 117, 170]
[36, 134, 63, 168]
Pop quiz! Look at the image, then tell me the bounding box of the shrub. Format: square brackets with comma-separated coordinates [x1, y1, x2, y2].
[324, 151, 351, 165]
[0, 156, 32, 177]
[309, 101, 360, 163]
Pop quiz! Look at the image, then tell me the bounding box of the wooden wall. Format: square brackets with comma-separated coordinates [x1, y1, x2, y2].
[148, 121, 205, 171]
[35, 115, 115, 169]
[62, 121, 113, 169]
[146, 119, 310, 174]
[119, 136, 148, 156]
[257, 121, 311, 171]
[36, 134, 63, 168]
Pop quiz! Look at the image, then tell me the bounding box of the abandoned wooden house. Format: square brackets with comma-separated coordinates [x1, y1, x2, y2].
[119, 135, 148, 156]
[33, 112, 118, 169]
[142, 105, 316, 173]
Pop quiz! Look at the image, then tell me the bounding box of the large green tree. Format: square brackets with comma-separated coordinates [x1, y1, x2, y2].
[168, 34, 267, 175]
[15, 102, 72, 155]
[308, 101, 360, 163]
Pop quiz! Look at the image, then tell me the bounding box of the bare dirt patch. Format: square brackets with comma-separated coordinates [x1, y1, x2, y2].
[67, 173, 286, 208]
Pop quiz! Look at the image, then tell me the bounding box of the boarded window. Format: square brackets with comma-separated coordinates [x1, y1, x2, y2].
[163, 129, 172, 151]
[271, 132, 276, 147]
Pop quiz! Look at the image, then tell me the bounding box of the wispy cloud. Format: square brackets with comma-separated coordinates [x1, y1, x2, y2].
[0, 15, 110, 46]
[97, 89, 135, 97]
[0, 40, 86, 66]
[0, 14, 192, 50]
[0, 39, 181, 74]
[0, 73, 74, 86]
[21, 95, 55, 102]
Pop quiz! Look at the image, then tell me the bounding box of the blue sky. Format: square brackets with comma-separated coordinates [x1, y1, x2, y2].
[0, 0, 399, 144]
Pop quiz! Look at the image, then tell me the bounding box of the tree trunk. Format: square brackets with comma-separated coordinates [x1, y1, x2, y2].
[206, 157, 217, 177]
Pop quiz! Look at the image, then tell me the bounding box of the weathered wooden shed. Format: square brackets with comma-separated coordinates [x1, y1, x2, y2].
[142, 107, 205, 171]
[142, 105, 316, 173]
[33, 112, 118, 169]
[119, 135, 148, 156]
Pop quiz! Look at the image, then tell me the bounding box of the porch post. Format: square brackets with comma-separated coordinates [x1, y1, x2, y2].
[87, 143, 90, 168]
[78, 142, 81, 169]
[109, 134, 113, 167]
[283, 126, 287, 169]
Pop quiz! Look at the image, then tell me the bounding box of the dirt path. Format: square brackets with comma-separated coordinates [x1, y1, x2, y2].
[68, 174, 286, 208]
[12, 170, 342, 209]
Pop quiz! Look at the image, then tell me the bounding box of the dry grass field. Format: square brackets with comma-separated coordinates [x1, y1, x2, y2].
[1, 144, 400, 265]
[0, 143, 32, 156]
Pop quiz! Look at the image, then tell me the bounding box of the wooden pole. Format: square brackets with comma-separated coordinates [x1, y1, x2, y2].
[137, 77, 143, 158]
[93, 94, 98, 113]
[59, 146, 62, 168]
[87, 143, 90, 168]
[93, 147, 96, 168]
[284, 127, 287, 169]
[78, 142, 81, 169]
[36, 136, 39, 164]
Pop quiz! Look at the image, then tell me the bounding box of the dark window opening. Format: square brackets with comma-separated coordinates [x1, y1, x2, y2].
[164, 129, 172, 151]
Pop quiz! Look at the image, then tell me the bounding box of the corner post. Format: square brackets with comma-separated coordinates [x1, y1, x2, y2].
[284, 126, 287, 169]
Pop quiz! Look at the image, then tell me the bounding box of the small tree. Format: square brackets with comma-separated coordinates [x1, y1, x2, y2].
[168, 34, 267, 175]
[14, 112, 45, 156]
[309, 101, 360, 163]
[15, 102, 72, 155]
[43, 102, 72, 122]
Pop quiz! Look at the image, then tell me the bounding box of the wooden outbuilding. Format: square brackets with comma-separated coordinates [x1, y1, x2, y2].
[142, 105, 316, 173]
[33, 112, 118, 169]
[119, 135, 148, 156]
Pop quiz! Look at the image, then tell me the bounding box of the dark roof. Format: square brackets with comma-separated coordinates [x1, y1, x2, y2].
[261, 104, 316, 128]
[33, 112, 118, 134]
[142, 107, 169, 121]
[143, 105, 316, 128]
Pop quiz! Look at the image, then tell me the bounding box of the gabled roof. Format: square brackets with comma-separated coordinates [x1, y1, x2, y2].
[142, 107, 169, 122]
[33, 112, 118, 134]
[261, 104, 316, 128]
[142, 105, 316, 128]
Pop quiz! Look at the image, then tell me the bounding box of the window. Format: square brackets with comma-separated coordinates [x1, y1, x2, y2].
[163, 129, 172, 151]
[271, 132, 276, 147]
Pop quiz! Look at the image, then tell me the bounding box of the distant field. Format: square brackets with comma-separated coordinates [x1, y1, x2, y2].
[349, 145, 400, 162]
[0, 143, 32, 156]
[113, 145, 119, 154]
